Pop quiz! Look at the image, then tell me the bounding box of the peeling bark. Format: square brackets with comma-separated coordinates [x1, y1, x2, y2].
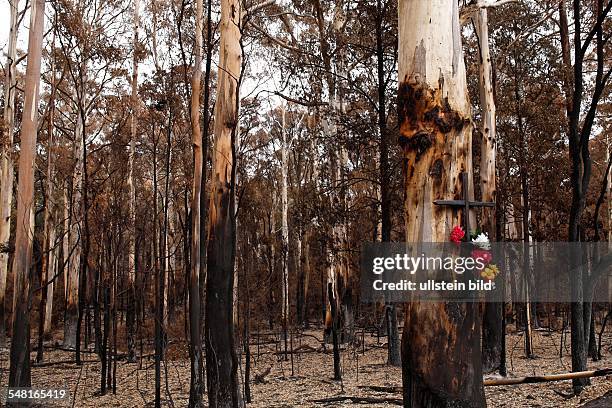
[204, 0, 242, 404]
[0, 0, 19, 344]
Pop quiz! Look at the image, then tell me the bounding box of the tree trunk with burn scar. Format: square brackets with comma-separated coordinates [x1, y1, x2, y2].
[398, 1, 485, 406]
[475, 7, 503, 375]
[204, 0, 241, 404]
[9, 0, 45, 388]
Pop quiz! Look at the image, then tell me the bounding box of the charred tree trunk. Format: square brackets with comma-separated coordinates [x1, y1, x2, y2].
[376, 0, 400, 368]
[152, 127, 162, 408]
[476, 7, 502, 375]
[398, 1, 485, 406]
[8, 0, 45, 389]
[204, 0, 241, 404]
[327, 282, 341, 381]
[297, 229, 311, 327]
[560, 0, 612, 393]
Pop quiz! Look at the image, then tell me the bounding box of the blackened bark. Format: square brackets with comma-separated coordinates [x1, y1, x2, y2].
[76, 105, 91, 366]
[205, 168, 240, 407]
[375, 0, 400, 368]
[482, 302, 503, 373]
[588, 305, 598, 360]
[563, 0, 612, 393]
[101, 285, 109, 395]
[327, 282, 341, 380]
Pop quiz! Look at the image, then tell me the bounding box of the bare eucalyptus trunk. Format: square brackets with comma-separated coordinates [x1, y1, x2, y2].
[188, 0, 204, 404]
[0, 0, 19, 344]
[37, 51, 58, 362]
[63, 186, 70, 300]
[65, 85, 86, 349]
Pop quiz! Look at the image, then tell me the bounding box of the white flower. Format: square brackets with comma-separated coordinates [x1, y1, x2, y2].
[472, 232, 490, 250]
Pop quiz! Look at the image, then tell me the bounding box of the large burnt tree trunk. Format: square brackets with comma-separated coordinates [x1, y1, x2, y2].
[8, 0, 45, 389]
[398, 1, 485, 406]
[204, 0, 241, 404]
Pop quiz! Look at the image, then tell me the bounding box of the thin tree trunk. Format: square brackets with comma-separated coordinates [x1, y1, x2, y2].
[476, 7, 503, 375]
[204, 0, 241, 404]
[398, 1, 485, 406]
[153, 128, 162, 408]
[63, 186, 70, 301]
[280, 105, 289, 361]
[64, 86, 86, 350]
[76, 76, 92, 365]
[188, 0, 204, 404]
[297, 229, 311, 328]
[37, 56, 58, 362]
[162, 115, 172, 331]
[375, 0, 400, 368]
[126, 0, 140, 364]
[0, 0, 19, 345]
[8, 0, 45, 389]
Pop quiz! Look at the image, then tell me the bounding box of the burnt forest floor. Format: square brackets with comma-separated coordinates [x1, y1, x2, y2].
[0, 320, 611, 407]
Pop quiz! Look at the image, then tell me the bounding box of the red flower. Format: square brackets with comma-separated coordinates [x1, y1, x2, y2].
[450, 226, 465, 243]
[471, 249, 493, 265]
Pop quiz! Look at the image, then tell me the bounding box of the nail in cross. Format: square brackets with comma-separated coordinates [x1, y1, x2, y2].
[433, 172, 495, 236]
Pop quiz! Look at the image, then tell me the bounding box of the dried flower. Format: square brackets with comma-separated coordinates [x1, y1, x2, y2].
[472, 232, 491, 250]
[480, 264, 500, 281]
[472, 249, 493, 265]
[450, 226, 465, 243]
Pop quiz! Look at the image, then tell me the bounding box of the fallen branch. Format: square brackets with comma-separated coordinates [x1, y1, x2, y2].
[357, 385, 402, 394]
[351, 368, 612, 394]
[32, 359, 97, 368]
[310, 396, 402, 405]
[273, 344, 317, 355]
[484, 368, 612, 386]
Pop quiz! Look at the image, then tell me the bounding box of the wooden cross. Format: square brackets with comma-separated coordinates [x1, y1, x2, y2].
[433, 172, 495, 236]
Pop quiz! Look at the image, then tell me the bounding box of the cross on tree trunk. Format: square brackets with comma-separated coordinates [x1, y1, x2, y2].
[434, 172, 495, 237]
